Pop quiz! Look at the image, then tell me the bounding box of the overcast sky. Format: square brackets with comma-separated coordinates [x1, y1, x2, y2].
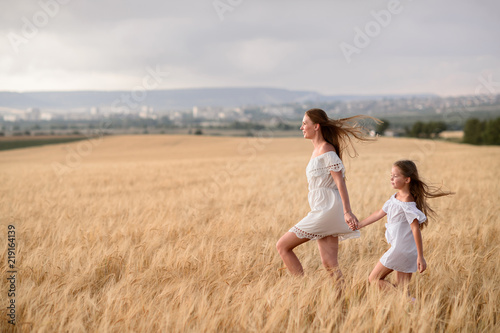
[0, 0, 498, 96]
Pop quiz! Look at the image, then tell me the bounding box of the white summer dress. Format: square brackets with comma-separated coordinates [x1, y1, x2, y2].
[289, 151, 360, 241]
[379, 193, 427, 273]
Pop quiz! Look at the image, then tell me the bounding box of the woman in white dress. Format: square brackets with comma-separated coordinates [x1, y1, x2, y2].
[276, 108, 377, 279]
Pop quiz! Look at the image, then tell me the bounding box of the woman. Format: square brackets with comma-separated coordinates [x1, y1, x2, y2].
[276, 108, 378, 280]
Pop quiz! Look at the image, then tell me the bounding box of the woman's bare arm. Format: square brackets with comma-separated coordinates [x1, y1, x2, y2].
[330, 170, 358, 230]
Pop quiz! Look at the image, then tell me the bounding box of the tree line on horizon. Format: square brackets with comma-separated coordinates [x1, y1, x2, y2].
[376, 117, 500, 145]
[462, 117, 500, 145]
[376, 119, 447, 139]
[1, 115, 499, 147]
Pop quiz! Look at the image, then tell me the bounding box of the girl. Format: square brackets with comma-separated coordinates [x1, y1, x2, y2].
[276, 108, 378, 280]
[357, 160, 452, 290]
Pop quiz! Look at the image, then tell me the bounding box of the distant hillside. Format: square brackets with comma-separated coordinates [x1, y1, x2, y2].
[0, 88, 434, 110]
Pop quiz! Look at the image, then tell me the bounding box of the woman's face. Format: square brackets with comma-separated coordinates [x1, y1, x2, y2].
[300, 114, 317, 139]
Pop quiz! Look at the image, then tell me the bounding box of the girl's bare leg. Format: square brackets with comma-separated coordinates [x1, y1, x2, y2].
[396, 271, 412, 286]
[276, 232, 309, 276]
[317, 235, 343, 282]
[396, 271, 413, 296]
[368, 261, 394, 290]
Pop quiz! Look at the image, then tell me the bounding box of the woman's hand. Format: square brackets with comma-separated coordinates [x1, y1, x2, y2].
[344, 211, 359, 231]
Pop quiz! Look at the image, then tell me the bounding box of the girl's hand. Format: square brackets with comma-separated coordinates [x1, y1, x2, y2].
[344, 212, 359, 231]
[417, 256, 427, 273]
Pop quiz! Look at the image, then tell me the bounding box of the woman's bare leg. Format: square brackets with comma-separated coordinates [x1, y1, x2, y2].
[368, 261, 394, 290]
[276, 232, 309, 276]
[317, 235, 343, 281]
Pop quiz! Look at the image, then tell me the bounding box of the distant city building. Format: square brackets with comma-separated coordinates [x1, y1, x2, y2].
[40, 113, 53, 121]
[139, 106, 157, 119]
[3, 115, 18, 122]
[90, 107, 100, 115]
[26, 108, 41, 120]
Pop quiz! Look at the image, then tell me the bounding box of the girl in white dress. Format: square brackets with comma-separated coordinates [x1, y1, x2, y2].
[276, 108, 378, 279]
[357, 160, 453, 290]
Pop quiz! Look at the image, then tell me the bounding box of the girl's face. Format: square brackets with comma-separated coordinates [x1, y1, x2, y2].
[390, 166, 410, 190]
[300, 114, 317, 139]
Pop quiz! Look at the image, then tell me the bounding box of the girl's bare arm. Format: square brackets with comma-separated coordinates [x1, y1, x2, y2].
[410, 219, 427, 273]
[358, 209, 386, 229]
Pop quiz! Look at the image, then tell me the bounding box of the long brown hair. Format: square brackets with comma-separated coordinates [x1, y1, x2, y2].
[305, 108, 380, 160]
[394, 160, 454, 229]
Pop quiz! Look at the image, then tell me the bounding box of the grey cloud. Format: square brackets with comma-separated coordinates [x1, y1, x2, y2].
[0, 0, 499, 94]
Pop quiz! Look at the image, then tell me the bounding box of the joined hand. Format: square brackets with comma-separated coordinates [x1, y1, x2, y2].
[344, 212, 359, 231]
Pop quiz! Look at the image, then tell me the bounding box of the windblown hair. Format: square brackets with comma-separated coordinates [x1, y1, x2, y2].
[394, 160, 454, 229]
[305, 108, 380, 161]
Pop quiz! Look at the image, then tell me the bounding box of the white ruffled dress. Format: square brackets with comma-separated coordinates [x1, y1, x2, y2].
[380, 193, 427, 273]
[289, 151, 360, 241]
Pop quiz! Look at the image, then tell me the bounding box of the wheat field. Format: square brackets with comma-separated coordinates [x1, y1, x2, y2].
[1, 134, 499, 332]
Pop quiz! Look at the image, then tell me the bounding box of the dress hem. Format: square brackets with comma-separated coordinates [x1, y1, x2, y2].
[289, 226, 360, 242]
[379, 260, 417, 273]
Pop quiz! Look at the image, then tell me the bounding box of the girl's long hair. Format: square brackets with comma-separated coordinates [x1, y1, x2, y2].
[394, 160, 454, 229]
[305, 108, 380, 161]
